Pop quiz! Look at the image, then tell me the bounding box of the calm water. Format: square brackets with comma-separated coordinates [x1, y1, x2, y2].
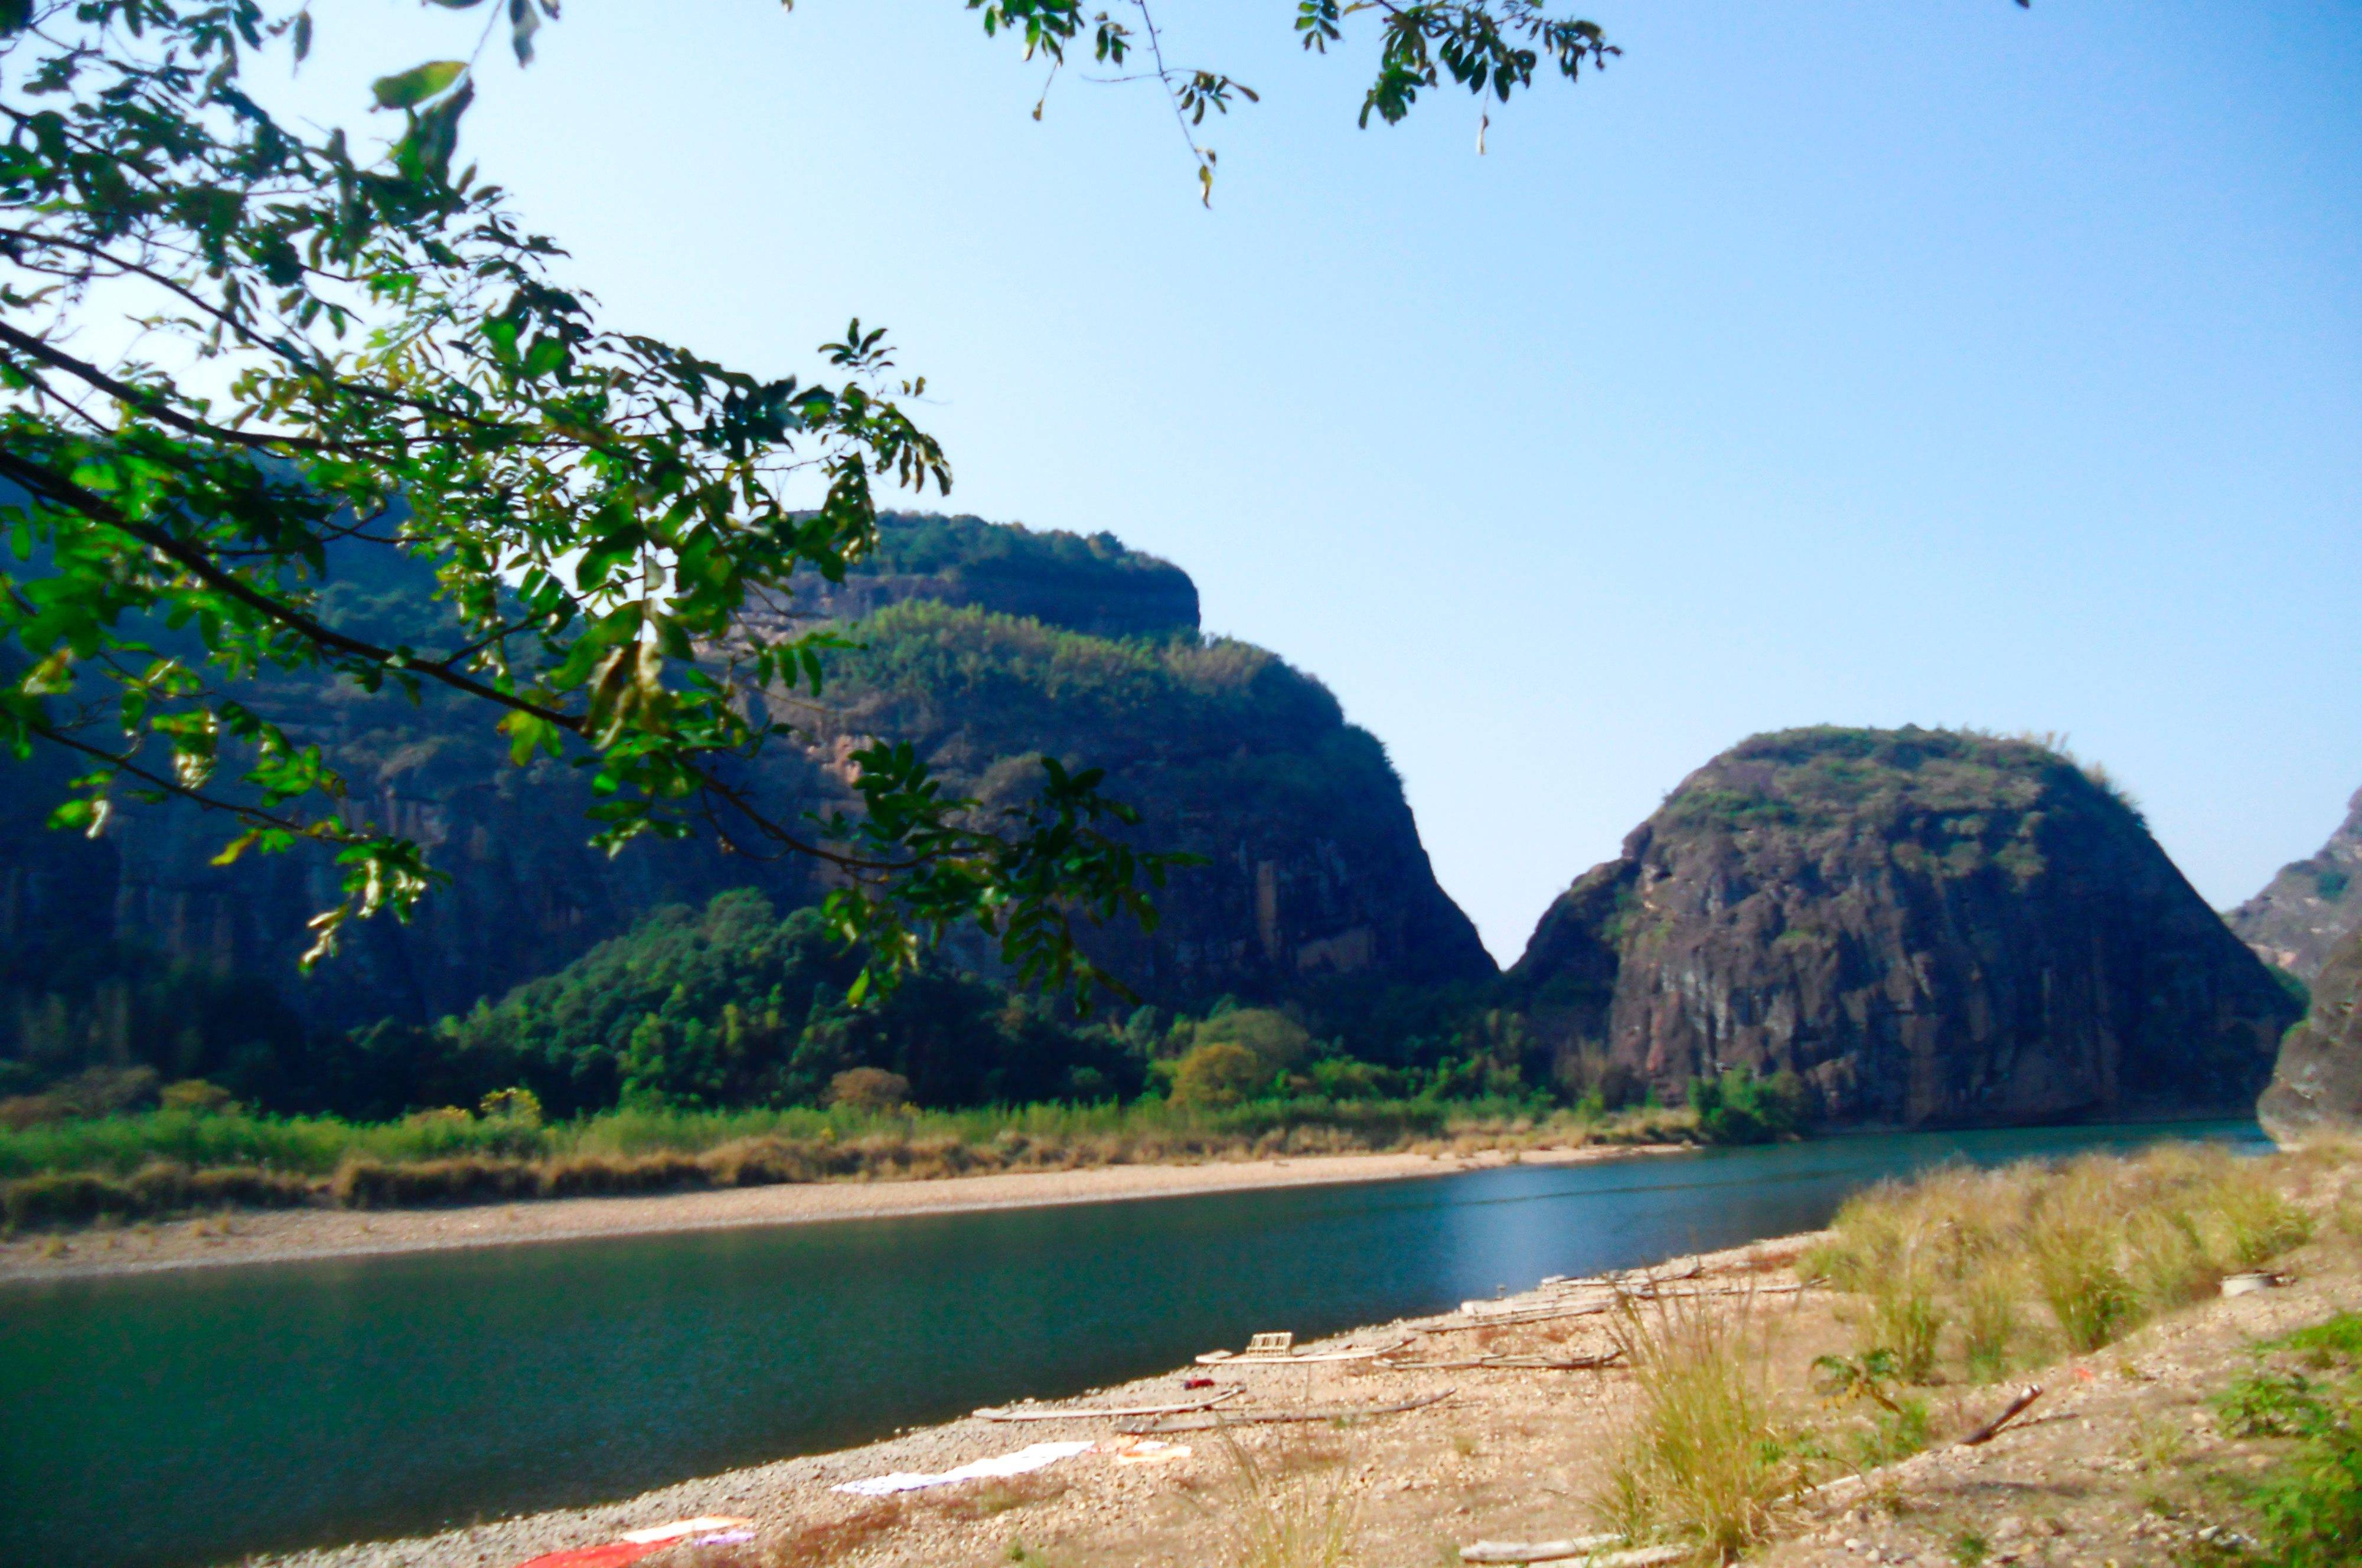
[1, 1119, 2263, 1568]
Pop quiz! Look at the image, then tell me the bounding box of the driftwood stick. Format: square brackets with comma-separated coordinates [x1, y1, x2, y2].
[1958, 1384, 2043, 1446]
[1460, 1539, 1687, 1565]
[1459, 1534, 1619, 1563]
[1419, 1304, 1614, 1332]
[1437, 1281, 1809, 1332]
[1381, 1351, 1624, 1372]
[974, 1388, 1243, 1422]
[1120, 1389, 1454, 1435]
[1196, 1339, 1412, 1366]
[1802, 1385, 2046, 1501]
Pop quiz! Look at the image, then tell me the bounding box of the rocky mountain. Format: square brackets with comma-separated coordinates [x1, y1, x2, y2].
[2225, 789, 2362, 982]
[1509, 727, 2298, 1128]
[767, 512, 1201, 641]
[805, 599, 1493, 1002]
[0, 515, 1489, 1082]
[2257, 925, 2362, 1146]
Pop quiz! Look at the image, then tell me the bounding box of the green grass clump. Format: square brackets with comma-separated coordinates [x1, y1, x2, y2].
[2215, 1312, 2362, 1568]
[1596, 1290, 1800, 1560]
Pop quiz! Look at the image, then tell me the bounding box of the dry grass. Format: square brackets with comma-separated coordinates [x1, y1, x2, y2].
[1805, 1144, 2314, 1373]
[1594, 1287, 1801, 1562]
[1209, 1432, 1361, 1568]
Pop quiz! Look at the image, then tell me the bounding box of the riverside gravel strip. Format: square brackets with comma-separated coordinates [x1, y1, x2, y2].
[0, 1144, 1681, 1283]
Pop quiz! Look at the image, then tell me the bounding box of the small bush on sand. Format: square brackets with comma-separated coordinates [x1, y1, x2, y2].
[1596, 1289, 1799, 1560]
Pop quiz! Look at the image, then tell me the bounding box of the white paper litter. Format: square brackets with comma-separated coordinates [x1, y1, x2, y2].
[832, 1441, 1095, 1497]
[618, 1515, 753, 1545]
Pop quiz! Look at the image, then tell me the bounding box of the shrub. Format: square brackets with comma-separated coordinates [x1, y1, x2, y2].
[3, 1170, 139, 1229]
[0, 1160, 312, 1229]
[1170, 1043, 1268, 1109]
[541, 1151, 709, 1198]
[478, 1086, 544, 1126]
[1190, 1009, 1313, 1072]
[159, 1080, 239, 1116]
[329, 1156, 541, 1208]
[0, 1095, 65, 1131]
[1688, 1068, 1805, 1145]
[827, 1067, 912, 1113]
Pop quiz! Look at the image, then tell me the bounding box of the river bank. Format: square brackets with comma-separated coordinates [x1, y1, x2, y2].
[239, 1136, 2362, 1568]
[0, 1141, 1684, 1283]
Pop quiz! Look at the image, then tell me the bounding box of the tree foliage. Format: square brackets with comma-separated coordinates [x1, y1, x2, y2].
[0, 0, 1616, 1004]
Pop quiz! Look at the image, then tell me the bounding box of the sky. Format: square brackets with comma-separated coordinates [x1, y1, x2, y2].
[296, 1, 2362, 963]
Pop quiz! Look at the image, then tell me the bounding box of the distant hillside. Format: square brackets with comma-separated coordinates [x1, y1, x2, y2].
[1509, 726, 2296, 1128]
[2227, 789, 2362, 982]
[0, 514, 1487, 1107]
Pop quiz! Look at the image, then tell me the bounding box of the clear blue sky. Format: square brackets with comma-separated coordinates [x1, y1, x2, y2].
[303, 2, 2361, 963]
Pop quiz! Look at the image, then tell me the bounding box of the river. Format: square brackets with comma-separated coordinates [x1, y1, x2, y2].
[1, 1118, 2263, 1567]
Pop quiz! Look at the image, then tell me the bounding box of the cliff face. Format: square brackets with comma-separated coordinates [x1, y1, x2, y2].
[2257, 925, 2362, 1146]
[0, 515, 1485, 1054]
[812, 602, 1495, 1002]
[1510, 727, 2297, 1127]
[2226, 789, 2362, 982]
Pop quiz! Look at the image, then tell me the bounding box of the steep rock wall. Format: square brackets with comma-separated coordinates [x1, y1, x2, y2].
[2257, 925, 2362, 1146]
[1510, 727, 2296, 1127]
[2226, 788, 2362, 982]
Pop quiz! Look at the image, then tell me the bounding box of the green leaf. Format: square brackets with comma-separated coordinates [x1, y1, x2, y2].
[371, 60, 467, 110]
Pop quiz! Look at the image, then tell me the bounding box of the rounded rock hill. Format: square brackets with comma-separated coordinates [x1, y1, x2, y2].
[1509, 726, 2299, 1128]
